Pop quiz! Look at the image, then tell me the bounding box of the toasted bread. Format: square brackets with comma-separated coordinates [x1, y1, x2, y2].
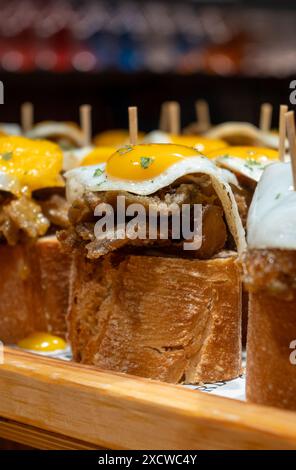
[68, 252, 242, 384]
[0, 236, 71, 344]
[246, 292, 296, 410]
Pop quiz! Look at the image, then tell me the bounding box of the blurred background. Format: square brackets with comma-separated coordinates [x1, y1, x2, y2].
[0, 0, 295, 132]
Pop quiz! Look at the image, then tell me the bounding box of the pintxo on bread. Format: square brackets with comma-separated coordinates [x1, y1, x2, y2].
[243, 162, 296, 410]
[59, 143, 246, 384]
[0, 136, 71, 343]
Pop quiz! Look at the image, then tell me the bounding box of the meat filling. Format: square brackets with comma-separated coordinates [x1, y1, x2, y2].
[58, 176, 240, 260]
[0, 190, 70, 245]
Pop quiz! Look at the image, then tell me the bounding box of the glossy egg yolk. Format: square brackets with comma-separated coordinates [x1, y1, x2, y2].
[169, 134, 227, 154]
[17, 332, 66, 352]
[207, 146, 279, 161]
[0, 136, 64, 192]
[94, 130, 145, 147]
[106, 143, 201, 181]
[80, 147, 114, 166]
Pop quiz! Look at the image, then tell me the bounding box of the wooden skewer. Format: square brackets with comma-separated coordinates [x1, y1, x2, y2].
[259, 102, 272, 132]
[21, 102, 34, 133]
[159, 102, 169, 132]
[167, 101, 180, 135]
[279, 104, 288, 162]
[285, 111, 296, 189]
[195, 99, 210, 132]
[79, 104, 92, 147]
[128, 106, 138, 145]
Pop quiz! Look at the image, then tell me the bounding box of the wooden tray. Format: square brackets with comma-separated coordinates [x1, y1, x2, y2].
[0, 346, 296, 450]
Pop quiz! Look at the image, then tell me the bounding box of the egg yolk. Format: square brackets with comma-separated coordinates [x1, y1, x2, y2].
[207, 146, 279, 161]
[169, 134, 227, 154]
[94, 130, 145, 147]
[80, 147, 114, 166]
[17, 332, 66, 352]
[0, 136, 64, 192]
[106, 143, 201, 181]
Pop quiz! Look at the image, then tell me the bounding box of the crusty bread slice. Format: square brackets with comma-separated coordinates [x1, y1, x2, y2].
[0, 236, 71, 344]
[247, 292, 296, 411]
[68, 252, 242, 384]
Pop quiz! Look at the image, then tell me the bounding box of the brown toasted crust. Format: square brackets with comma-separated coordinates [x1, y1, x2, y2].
[68, 253, 242, 384]
[0, 237, 71, 344]
[0, 244, 35, 343]
[242, 288, 249, 347]
[33, 237, 72, 337]
[247, 292, 296, 410]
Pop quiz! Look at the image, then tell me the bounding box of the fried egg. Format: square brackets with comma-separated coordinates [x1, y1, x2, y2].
[208, 146, 279, 183]
[247, 162, 296, 249]
[94, 129, 145, 147]
[26, 121, 85, 148]
[65, 143, 246, 254]
[144, 130, 227, 154]
[205, 122, 288, 150]
[0, 136, 64, 193]
[66, 143, 237, 198]
[63, 146, 115, 171]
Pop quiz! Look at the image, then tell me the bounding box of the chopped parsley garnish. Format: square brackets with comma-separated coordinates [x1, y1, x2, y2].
[140, 156, 154, 169]
[1, 151, 13, 161]
[275, 193, 281, 200]
[244, 158, 263, 171]
[93, 167, 104, 177]
[118, 145, 133, 155]
[222, 154, 229, 159]
[245, 158, 262, 166]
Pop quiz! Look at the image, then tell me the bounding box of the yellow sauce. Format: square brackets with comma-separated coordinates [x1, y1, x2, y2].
[17, 332, 66, 352]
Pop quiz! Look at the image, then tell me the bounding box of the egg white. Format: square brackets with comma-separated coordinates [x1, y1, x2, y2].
[63, 146, 94, 171]
[0, 171, 21, 195]
[0, 123, 22, 136]
[217, 155, 271, 183]
[247, 162, 296, 249]
[26, 122, 85, 147]
[143, 130, 171, 144]
[205, 121, 287, 150]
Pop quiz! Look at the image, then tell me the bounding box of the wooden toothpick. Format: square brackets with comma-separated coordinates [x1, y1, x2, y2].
[159, 102, 169, 132]
[167, 101, 180, 135]
[259, 102, 272, 132]
[21, 102, 34, 133]
[285, 111, 296, 189]
[195, 99, 210, 132]
[279, 104, 288, 162]
[79, 104, 92, 147]
[128, 106, 138, 145]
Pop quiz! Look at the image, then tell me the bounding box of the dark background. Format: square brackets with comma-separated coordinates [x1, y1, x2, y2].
[0, 0, 295, 133]
[1, 72, 292, 132]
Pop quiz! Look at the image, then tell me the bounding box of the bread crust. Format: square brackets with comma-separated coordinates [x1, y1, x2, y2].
[68, 253, 242, 384]
[0, 237, 71, 343]
[247, 292, 296, 410]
